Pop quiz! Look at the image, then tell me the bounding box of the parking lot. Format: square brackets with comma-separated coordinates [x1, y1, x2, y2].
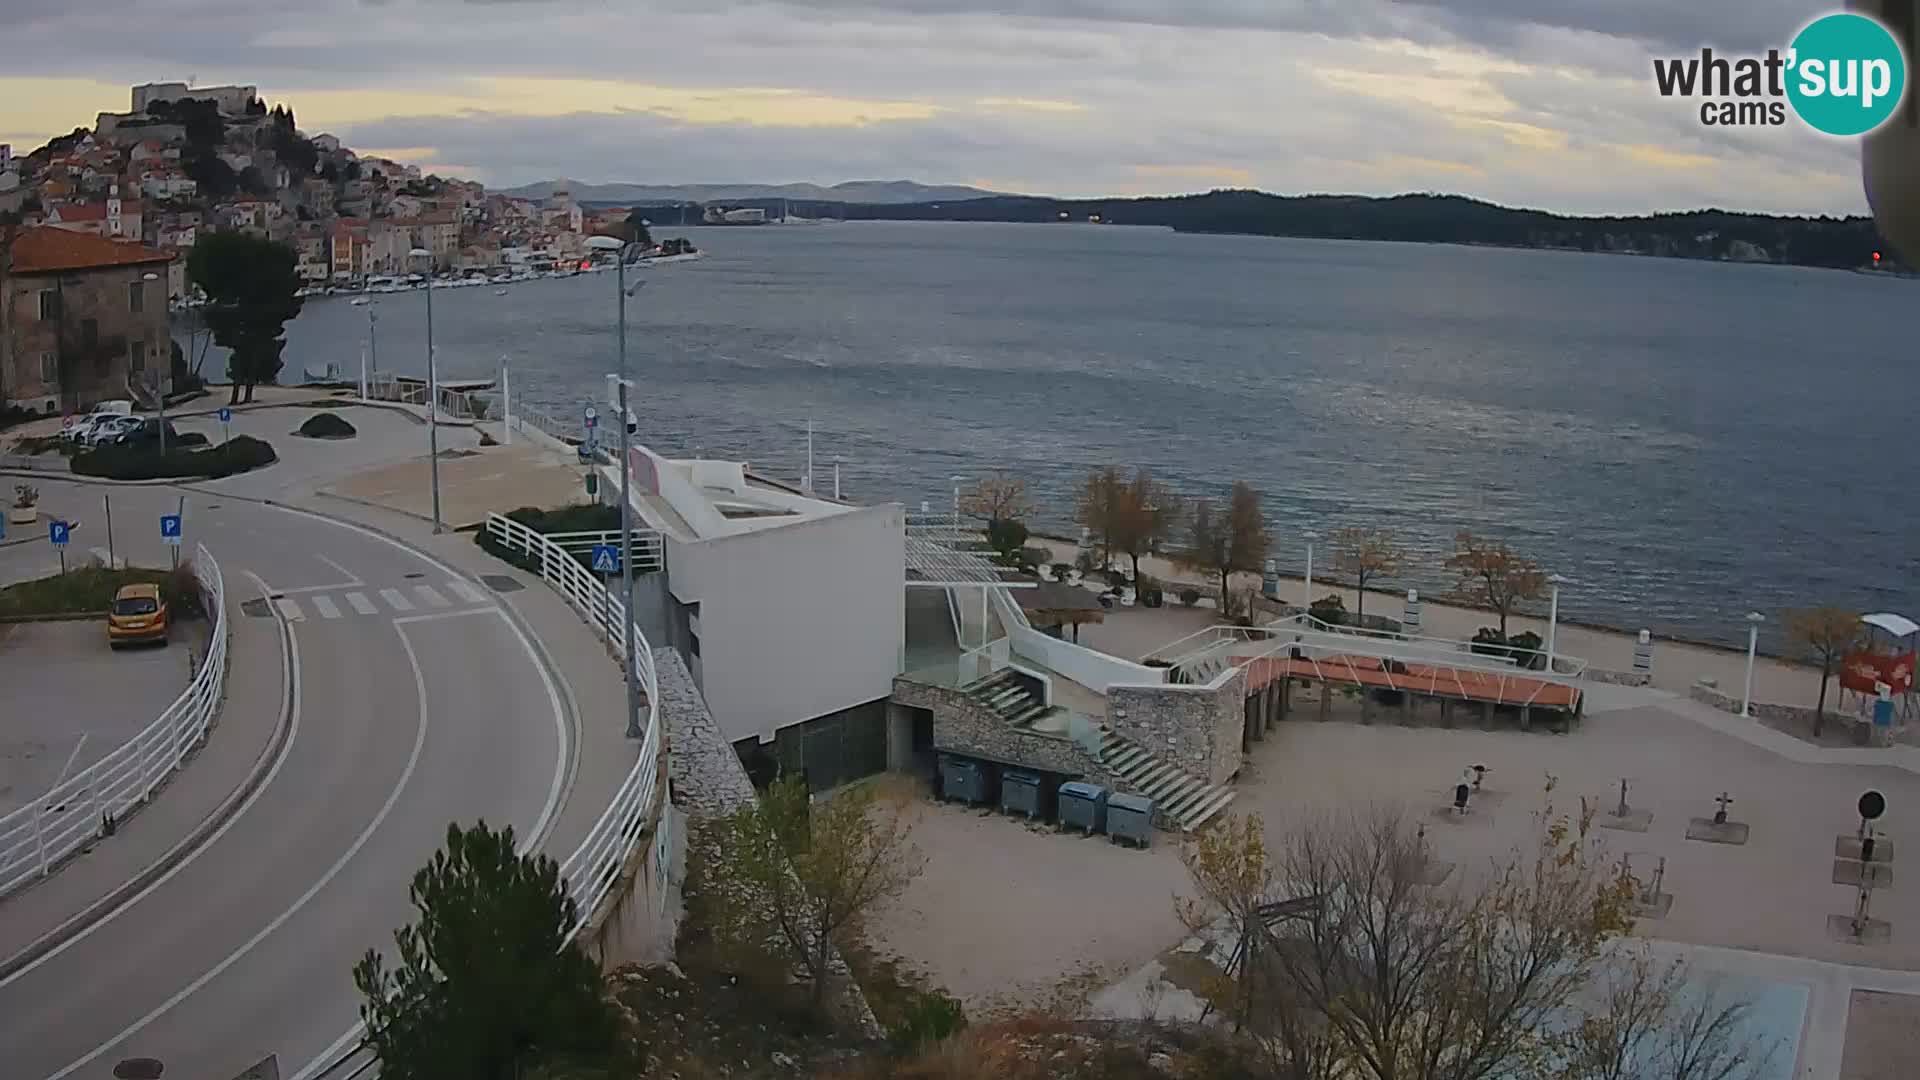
[0, 619, 201, 818]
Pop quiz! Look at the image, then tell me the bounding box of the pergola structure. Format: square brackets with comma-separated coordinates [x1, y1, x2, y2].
[904, 515, 1033, 662]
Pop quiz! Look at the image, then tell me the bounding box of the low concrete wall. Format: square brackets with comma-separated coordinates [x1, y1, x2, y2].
[1108, 667, 1246, 788]
[1685, 681, 1883, 744]
[1589, 669, 1653, 687]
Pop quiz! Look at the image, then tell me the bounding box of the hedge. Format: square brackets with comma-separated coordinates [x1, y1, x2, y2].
[473, 504, 642, 575]
[296, 412, 357, 438]
[73, 435, 277, 481]
[0, 564, 204, 619]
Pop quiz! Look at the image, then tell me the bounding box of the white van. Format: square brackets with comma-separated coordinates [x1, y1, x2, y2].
[63, 400, 137, 443]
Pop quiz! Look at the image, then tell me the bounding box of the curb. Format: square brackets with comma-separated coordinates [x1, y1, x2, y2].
[0, 580, 291, 984]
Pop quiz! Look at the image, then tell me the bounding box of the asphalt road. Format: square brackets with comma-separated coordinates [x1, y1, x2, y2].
[0, 479, 571, 1080]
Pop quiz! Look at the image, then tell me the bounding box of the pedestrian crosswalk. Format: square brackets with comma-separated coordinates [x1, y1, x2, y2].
[270, 581, 492, 622]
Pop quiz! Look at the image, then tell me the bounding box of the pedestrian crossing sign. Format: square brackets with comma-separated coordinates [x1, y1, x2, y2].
[591, 544, 619, 573]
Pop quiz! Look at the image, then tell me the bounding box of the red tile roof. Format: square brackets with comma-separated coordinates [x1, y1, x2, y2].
[5, 226, 174, 274]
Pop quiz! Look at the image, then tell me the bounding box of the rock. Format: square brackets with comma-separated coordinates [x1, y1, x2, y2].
[771, 1051, 798, 1070]
[1149, 1051, 1173, 1072]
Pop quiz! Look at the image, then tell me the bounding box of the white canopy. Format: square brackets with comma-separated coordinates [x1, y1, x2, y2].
[1860, 613, 1919, 639]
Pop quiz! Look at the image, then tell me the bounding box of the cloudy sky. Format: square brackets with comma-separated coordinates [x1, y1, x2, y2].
[0, 0, 1873, 215]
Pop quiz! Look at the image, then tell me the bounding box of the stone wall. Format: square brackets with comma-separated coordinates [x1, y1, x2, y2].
[1108, 666, 1246, 788]
[1588, 669, 1653, 687]
[892, 675, 1111, 782]
[1685, 680, 1894, 746]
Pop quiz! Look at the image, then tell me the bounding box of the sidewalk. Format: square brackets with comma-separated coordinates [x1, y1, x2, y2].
[0, 576, 287, 976]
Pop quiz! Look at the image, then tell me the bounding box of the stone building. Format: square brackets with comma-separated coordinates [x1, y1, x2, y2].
[0, 226, 174, 413]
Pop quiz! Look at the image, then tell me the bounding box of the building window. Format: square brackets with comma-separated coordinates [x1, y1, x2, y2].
[40, 353, 57, 386]
[129, 340, 145, 372]
[38, 291, 59, 321]
[128, 280, 144, 313]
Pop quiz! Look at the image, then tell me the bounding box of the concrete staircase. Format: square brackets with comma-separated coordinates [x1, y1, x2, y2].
[966, 670, 1052, 728]
[1097, 726, 1236, 832]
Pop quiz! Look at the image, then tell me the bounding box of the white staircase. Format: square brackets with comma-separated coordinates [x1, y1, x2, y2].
[965, 670, 1053, 727]
[1097, 726, 1236, 832]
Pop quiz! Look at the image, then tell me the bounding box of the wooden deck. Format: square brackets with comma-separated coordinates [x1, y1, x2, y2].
[1238, 653, 1582, 711]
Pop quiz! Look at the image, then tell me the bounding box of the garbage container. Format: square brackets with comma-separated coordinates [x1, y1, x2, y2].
[940, 754, 989, 806]
[1001, 768, 1043, 819]
[1058, 781, 1108, 834]
[1107, 793, 1155, 848]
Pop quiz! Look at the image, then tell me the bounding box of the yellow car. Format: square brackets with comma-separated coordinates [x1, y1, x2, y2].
[108, 583, 170, 647]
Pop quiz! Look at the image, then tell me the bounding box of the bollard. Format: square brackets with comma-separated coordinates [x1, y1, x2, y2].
[1404, 589, 1421, 631]
[1263, 558, 1279, 599]
[1633, 630, 1654, 674]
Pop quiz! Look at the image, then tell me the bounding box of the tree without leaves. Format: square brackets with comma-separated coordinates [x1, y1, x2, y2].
[959, 470, 1033, 525]
[1783, 607, 1864, 736]
[1180, 482, 1270, 620]
[1111, 468, 1181, 586]
[1565, 949, 1775, 1080]
[352, 821, 619, 1080]
[1444, 530, 1547, 638]
[1329, 526, 1406, 629]
[187, 232, 303, 404]
[1075, 466, 1125, 568]
[702, 775, 926, 1011]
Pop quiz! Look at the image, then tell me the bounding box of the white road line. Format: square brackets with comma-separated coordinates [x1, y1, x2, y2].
[1, 570, 302, 990]
[314, 553, 362, 586]
[446, 579, 487, 605]
[392, 607, 500, 626]
[413, 584, 451, 608]
[47, 614, 431, 1080]
[273, 597, 305, 622]
[344, 591, 378, 616]
[309, 595, 341, 620]
[378, 588, 413, 612]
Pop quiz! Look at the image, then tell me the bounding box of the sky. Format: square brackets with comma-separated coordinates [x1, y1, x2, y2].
[0, 0, 1876, 215]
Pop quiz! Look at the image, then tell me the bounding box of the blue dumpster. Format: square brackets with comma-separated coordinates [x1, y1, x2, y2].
[940, 754, 989, 806]
[1058, 781, 1108, 834]
[1001, 768, 1043, 819]
[1107, 793, 1155, 847]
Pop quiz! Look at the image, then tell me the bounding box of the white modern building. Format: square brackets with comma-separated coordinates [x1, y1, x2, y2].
[598, 442, 905, 787]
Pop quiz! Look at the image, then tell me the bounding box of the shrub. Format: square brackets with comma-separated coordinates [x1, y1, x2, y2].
[1508, 630, 1545, 669]
[473, 503, 644, 576]
[72, 435, 277, 481]
[1179, 587, 1201, 607]
[295, 411, 357, 438]
[1470, 627, 1509, 657]
[13, 483, 38, 508]
[1309, 593, 1347, 625]
[985, 518, 1029, 560]
[889, 989, 967, 1054]
[1051, 562, 1073, 581]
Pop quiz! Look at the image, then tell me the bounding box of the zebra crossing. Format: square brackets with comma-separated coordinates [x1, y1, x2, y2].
[271, 580, 491, 622]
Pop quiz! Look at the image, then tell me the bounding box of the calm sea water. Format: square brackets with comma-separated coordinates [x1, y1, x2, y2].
[260, 221, 1916, 650]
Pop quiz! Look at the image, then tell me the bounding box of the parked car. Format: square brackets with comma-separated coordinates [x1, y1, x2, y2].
[107, 583, 170, 647]
[84, 416, 146, 447]
[110, 418, 183, 449]
[61, 401, 135, 442]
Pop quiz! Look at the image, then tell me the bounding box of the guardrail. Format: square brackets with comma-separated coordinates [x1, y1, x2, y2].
[481, 512, 664, 935]
[0, 544, 228, 900]
[538, 529, 665, 573]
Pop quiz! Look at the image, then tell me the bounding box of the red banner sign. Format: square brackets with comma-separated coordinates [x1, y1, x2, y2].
[1841, 650, 1916, 695]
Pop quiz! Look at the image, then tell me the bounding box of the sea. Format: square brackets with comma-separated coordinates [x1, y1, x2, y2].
[243, 220, 1917, 651]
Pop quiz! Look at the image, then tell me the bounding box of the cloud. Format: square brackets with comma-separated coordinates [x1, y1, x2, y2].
[0, 0, 1874, 214]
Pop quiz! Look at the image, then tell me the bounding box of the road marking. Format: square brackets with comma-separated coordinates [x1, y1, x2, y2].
[446, 579, 487, 604]
[378, 588, 413, 612]
[273, 597, 304, 621]
[393, 606, 500, 626]
[314, 553, 362, 586]
[0, 570, 302, 990]
[344, 591, 378, 616]
[47, 613, 430, 1080]
[310, 594, 341, 620]
[413, 583, 451, 608]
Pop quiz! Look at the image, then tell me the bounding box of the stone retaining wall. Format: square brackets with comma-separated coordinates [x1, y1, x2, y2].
[892, 675, 1112, 783]
[1588, 669, 1652, 687]
[1108, 667, 1246, 788]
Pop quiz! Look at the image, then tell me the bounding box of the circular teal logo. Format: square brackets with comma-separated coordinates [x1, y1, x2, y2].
[1787, 12, 1907, 136]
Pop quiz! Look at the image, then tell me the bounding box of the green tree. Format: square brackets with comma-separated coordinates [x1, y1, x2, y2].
[187, 232, 303, 405]
[353, 821, 618, 1080]
[702, 775, 925, 1011]
[622, 210, 653, 248]
[1784, 607, 1865, 736]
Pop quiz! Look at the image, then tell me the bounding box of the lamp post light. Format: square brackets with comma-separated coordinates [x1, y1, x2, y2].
[950, 475, 966, 532]
[587, 234, 648, 739]
[1545, 573, 1571, 673]
[1303, 531, 1318, 614]
[409, 249, 442, 533]
[349, 296, 379, 398]
[1742, 611, 1765, 718]
[141, 272, 168, 455]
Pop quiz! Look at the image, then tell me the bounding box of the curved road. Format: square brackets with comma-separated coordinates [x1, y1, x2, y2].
[0, 482, 572, 1080]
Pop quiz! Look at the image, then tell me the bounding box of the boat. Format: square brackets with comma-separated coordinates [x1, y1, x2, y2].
[493, 288, 509, 296]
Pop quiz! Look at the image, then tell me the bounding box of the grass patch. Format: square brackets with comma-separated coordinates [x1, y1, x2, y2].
[473, 504, 645, 576]
[0, 563, 205, 619]
[73, 435, 277, 481]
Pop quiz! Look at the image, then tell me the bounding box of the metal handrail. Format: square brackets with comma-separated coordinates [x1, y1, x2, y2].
[0, 544, 229, 899]
[481, 512, 663, 934]
[538, 528, 665, 571]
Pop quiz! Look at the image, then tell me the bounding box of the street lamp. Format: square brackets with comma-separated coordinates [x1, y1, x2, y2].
[141, 272, 168, 455]
[1303, 531, 1319, 614]
[587, 233, 648, 739]
[1741, 611, 1765, 718]
[950, 475, 966, 531]
[409, 248, 441, 533]
[1545, 573, 1572, 673]
[349, 296, 379, 398]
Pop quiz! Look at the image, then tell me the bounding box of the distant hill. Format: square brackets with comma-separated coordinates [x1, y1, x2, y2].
[835, 190, 1903, 272]
[494, 178, 1008, 205]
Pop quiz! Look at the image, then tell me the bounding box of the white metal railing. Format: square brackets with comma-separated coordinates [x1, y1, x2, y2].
[0, 544, 229, 900]
[538, 529, 665, 572]
[1148, 615, 1591, 680]
[482, 512, 663, 934]
[1224, 624, 1586, 709]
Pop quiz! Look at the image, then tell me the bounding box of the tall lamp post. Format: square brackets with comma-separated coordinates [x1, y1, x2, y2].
[950, 475, 966, 532]
[587, 234, 647, 739]
[349, 296, 379, 398]
[1302, 531, 1318, 614]
[1741, 611, 1765, 718]
[141, 271, 167, 455]
[1545, 573, 1571, 673]
[409, 249, 442, 533]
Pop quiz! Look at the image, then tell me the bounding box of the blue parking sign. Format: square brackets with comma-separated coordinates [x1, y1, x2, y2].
[160, 513, 183, 545]
[49, 520, 70, 546]
[217, 407, 233, 423]
[590, 544, 619, 573]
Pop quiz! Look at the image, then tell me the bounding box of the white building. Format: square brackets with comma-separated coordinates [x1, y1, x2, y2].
[598, 439, 905, 785]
